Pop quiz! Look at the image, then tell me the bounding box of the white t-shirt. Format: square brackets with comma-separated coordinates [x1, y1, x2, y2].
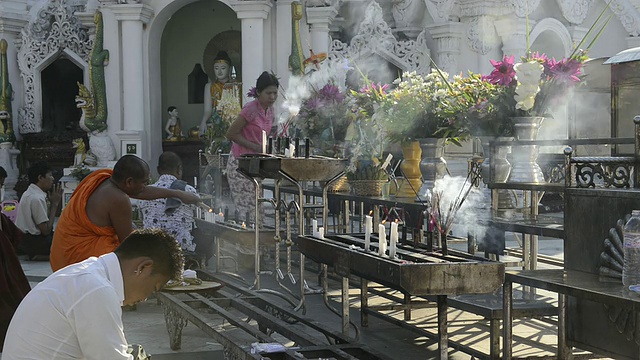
[1, 253, 133, 360]
[15, 183, 49, 235]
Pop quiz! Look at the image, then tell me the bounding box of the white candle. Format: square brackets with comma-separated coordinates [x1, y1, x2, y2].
[364, 215, 372, 251]
[389, 222, 398, 259]
[284, 148, 291, 157]
[312, 219, 318, 237]
[318, 227, 325, 239]
[381, 153, 393, 169]
[289, 144, 295, 158]
[378, 224, 386, 256]
[261, 130, 267, 153]
[193, 176, 198, 188]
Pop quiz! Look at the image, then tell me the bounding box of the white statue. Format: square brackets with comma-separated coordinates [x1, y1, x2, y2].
[164, 106, 183, 141]
[198, 50, 242, 137]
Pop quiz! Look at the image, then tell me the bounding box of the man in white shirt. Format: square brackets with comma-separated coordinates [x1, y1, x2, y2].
[2, 228, 184, 359]
[15, 161, 62, 259]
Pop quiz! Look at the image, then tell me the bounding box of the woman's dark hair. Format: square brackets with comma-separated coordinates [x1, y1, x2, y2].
[27, 161, 52, 184]
[115, 228, 184, 280]
[255, 71, 279, 93]
[167, 106, 176, 113]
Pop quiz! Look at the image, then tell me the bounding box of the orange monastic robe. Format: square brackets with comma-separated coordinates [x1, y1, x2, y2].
[50, 169, 118, 272]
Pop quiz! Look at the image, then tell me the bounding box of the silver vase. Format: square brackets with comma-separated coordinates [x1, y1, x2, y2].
[416, 138, 447, 200]
[507, 116, 546, 183]
[478, 136, 515, 209]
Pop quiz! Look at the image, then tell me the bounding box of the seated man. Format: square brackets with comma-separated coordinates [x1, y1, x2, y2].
[50, 155, 199, 272]
[0, 166, 30, 349]
[15, 161, 62, 260]
[2, 229, 183, 359]
[139, 152, 199, 253]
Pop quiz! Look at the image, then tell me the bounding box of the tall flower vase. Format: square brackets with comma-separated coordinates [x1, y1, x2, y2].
[479, 136, 515, 209]
[416, 138, 447, 200]
[478, 136, 513, 184]
[396, 141, 423, 198]
[508, 117, 546, 183]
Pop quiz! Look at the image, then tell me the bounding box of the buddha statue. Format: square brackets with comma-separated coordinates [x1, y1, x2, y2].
[198, 51, 242, 137]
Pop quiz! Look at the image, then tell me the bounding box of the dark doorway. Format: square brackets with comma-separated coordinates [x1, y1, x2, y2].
[41, 57, 83, 132]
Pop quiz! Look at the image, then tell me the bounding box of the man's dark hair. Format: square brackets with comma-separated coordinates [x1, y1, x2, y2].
[115, 229, 184, 280]
[256, 71, 279, 93]
[27, 161, 52, 184]
[0, 166, 7, 179]
[157, 152, 182, 175]
[112, 155, 149, 183]
[167, 106, 176, 113]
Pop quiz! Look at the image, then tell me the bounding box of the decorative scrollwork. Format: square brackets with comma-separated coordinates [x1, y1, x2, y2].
[573, 159, 633, 188]
[557, 0, 595, 24]
[17, 1, 92, 134]
[161, 301, 188, 350]
[328, 1, 430, 75]
[575, 162, 605, 188]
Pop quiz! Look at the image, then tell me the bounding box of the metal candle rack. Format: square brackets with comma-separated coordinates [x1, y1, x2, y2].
[236, 153, 347, 311]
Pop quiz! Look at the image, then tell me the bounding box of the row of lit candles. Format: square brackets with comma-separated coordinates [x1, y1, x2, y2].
[261, 131, 310, 158]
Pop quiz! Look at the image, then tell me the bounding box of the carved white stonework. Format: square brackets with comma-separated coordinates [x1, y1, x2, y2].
[509, 0, 541, 17]
[466, 16, 499, 55]
[609, 0, 640, 36]
[494, 17, 531, 58]
[89, 131, 116, 166]
[458, 0, 511, 17]
[424, 0, 456, 23]
[16, 1, 91, 134]
[393, 0, 426, 34]
[427, 22, 463, 75]
[557, 0, 595, 25]
[328, 1, 430, 74]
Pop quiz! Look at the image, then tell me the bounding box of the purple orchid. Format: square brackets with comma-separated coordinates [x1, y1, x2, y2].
[319, 84, 345, 103]
[247, 86, 258, 99]
[485, 55, 516, 86]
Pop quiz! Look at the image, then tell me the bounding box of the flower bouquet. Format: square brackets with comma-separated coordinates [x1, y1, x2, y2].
[295, 83, 354, 157]
[379, 70, 468, 145]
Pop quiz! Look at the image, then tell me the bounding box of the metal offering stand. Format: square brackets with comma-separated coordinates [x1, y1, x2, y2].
[236, 152, 347, 311]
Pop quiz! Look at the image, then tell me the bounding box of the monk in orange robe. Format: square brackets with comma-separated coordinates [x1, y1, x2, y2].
[50, 155, 199, 271]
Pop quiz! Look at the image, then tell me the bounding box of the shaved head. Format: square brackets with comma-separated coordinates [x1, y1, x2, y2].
[112, 155, 149, 182]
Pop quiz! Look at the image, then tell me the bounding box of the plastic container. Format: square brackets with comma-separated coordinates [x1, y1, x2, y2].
[622, 210, 640, 287]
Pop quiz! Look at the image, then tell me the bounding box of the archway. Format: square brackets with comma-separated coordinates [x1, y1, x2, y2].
[41, 57, 83, 132]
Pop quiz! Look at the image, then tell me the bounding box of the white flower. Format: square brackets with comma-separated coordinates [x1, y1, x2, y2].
[514, 61, 543, 111]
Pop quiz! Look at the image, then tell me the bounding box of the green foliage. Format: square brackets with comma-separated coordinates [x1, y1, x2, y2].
[70, 166, 93, 182]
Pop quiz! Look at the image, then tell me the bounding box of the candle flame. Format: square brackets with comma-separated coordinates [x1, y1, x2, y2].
[394, 219, 399, 223]
[369, 210, 373, 216]
[381, 220, 387, 225]
[219, 212, 224, 216]
[197, 202, 212, 212]
[241, 221, 246, 228]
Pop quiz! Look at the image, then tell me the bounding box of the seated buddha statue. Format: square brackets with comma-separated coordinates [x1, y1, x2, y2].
[165, 106, 183, 141]
[198, 51, 242, 138]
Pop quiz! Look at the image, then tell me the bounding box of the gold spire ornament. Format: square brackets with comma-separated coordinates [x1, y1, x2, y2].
[0, 39, 15, 143]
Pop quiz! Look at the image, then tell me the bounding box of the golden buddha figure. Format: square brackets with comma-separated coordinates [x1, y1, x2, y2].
[164, 106, 183, 141]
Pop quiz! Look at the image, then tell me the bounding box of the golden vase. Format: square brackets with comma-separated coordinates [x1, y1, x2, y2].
[396, 141, 422, 198]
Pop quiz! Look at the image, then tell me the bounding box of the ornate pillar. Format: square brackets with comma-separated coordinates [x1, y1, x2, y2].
[306, 5, 338, 54]
[494, 17, 532, 59]
[230, 0, 273, 101]
[111, 4, 153, 159]
[426, 22, 463, 75]
[0, 1, 27, 200]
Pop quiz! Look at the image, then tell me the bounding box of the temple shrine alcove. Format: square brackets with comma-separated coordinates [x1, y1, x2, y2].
[15, 1, 92, 176]
[41, 57, 83, 132]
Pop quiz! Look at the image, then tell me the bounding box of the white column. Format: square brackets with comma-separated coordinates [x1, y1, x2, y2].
[306, 6, 338, 54]
[112, 4, 153, 158]
[230, 1, 273, 100]
[276, 0, 294, 92]
[426, 22, 464, 76]
[494, 18, 533, 59]
[0, 3, 27, 200]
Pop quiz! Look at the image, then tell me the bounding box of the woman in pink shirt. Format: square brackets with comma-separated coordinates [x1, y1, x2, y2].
[226, 71, 279, 224]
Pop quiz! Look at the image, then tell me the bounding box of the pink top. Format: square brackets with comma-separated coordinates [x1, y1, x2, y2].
[231, 99, 274, 157]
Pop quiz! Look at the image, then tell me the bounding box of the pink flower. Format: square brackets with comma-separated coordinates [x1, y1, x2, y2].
[485, 55, 516, 86]
[247, 87, 258, 99]
[550, 58, 583, 83]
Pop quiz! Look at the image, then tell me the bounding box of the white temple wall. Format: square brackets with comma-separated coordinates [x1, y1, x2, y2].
[98, 9, 123, 157]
